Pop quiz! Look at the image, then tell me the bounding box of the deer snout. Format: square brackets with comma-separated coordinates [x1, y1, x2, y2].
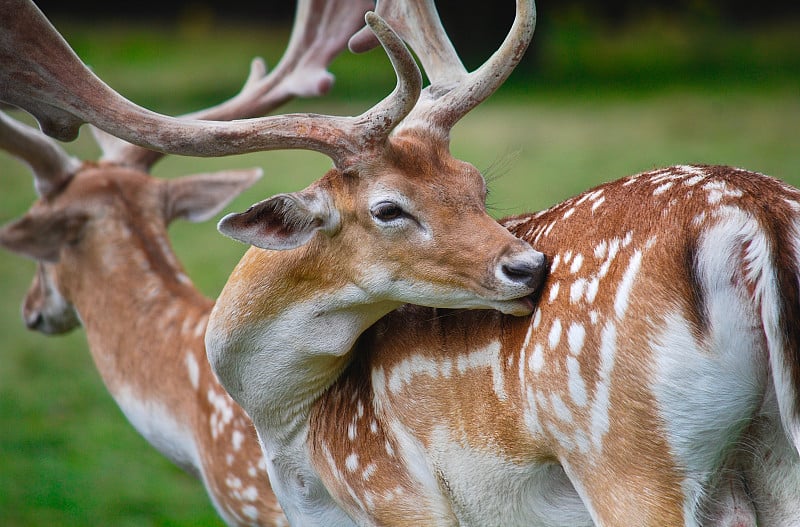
[23, 308, 44, 331]
[497, 246, 547, 291]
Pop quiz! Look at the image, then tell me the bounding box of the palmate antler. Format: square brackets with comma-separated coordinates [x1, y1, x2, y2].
[0, 0, 421, 169]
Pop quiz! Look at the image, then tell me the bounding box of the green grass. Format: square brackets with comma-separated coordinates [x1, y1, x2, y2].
[1, 14, 799, 527]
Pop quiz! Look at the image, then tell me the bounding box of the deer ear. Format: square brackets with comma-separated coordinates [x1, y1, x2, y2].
[0, 210, 89, 262]
[217, 188, 339, 250]
[164, 168, 263, 224]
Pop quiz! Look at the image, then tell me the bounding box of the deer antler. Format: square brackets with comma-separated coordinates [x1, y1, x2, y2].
[0, 0, 421, 169]
[348, 0, 536, 139]
[95, 0, 375, 171]
[0, 111, 80, 197]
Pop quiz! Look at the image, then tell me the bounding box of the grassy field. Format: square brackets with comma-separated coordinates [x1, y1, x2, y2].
[1, 12, 799, 527]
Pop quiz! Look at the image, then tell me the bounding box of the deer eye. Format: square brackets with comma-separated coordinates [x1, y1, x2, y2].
[371, 201, 406, 223]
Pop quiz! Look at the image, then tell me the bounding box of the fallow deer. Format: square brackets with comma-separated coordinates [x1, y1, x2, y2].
[203, 4, 797, 527]
[0, 0, 374, 524]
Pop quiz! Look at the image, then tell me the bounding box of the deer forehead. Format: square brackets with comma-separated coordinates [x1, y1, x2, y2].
[48, 164, 159, 212]
[363, 134, 487, 202]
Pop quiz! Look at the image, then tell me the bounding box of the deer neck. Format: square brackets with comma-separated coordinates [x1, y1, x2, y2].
[207, 246, 400, 450]
[61, 230, 210, 472]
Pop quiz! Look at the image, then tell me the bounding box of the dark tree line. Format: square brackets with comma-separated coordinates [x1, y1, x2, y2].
[33, 0, 800, 23]
[32, 0, 800, 63]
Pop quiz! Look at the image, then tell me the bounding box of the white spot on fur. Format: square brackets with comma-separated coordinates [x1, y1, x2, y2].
[232, 430, 244, 451]
[208, 389, 234, 439]
[549, 281, 561, 303]
[550, 253, 561, 273]
[529, 343, 544, 373]
[653, 182, 674, 195]
[241, 485, 259, 501]
[590, 322, 617, 449]
[622, 231, 633, 247]
[523, 387, 543, 437]
[345, 453, 359, 472]
[570, 278, 587, 304]
[241, 505, 258, 520]
[684, 174, 705, 186]
[548, 319, 562, 349]
[387, 342, 506, 400]
[570, 254, 584, 274]
[550, 393, 573, 423]
[194, 315, 207, 338]
[586, 277, 600, 304]
[185, 353, 199, 390]
[594, 240, 608, 260]
[677, 165, 707, 177]
[362, 463, 377, 481]
[567, 356, 588, 407]
[546, 421, 573, 452]
[614, 250, 643, 318]
[568, 323, 586, 356]
[575, 430, 590, 454]
[591, 197, 606, 212]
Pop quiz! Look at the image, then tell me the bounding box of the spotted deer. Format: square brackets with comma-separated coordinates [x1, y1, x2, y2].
[203, 6, 800, 527]
[212, 164, 798, 527]
[0, 0, 374, 524]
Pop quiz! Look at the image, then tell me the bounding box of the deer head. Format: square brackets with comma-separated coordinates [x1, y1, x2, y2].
[1, 0, 545, 318]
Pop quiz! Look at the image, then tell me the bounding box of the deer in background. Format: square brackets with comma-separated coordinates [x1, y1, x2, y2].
[1, 0, 782, 524]
[0, 0, 373, 524]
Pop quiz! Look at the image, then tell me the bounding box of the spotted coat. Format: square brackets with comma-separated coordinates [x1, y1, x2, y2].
[300, 165, 800, 525]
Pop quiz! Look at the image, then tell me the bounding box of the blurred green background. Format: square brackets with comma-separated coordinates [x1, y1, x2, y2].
[1, 1, 799, 525]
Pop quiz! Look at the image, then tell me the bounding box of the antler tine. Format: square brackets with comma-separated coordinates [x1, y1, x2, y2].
[349, 0, 536, 139]
[0, 110, 81, 197]
[98, 0, 374, 172]
[349, 0, 466, 87]
[0, 1, 418, 169]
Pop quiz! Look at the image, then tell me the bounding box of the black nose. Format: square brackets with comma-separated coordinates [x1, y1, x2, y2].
[24, 311, 43, 330]
[501, 258, 546, 289]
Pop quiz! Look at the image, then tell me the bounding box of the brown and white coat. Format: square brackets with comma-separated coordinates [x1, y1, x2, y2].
[209, 164, 800, 526]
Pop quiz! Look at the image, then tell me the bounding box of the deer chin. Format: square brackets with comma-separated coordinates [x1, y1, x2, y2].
[493, 295, 536, 316]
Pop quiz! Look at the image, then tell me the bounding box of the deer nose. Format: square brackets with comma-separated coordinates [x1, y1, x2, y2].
[24, 310, 43, 330]
[499, 249, 547, 289]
